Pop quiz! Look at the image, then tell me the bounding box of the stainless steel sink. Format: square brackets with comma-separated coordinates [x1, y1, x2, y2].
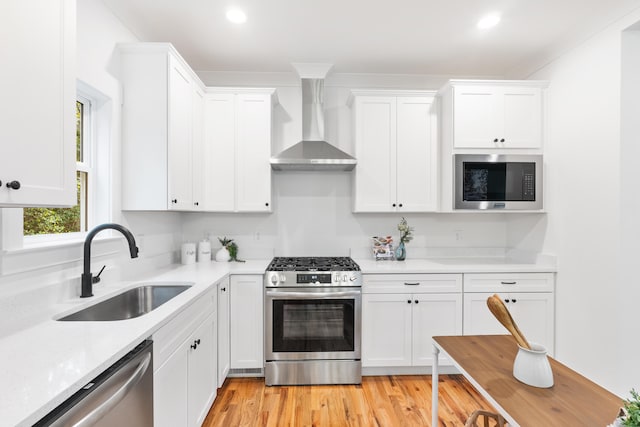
[58, 283, 193, 321]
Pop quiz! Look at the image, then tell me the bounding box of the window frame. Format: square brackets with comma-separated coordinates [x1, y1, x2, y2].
[21, 90, 97, 244]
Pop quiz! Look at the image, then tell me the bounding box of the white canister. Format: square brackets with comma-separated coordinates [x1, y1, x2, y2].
[512, 342, 554, 388]
[181, 243, 196, 265]
[197, 240, 211, 262]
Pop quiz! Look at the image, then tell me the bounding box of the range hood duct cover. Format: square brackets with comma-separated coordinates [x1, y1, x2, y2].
[270, 76, 356, 171]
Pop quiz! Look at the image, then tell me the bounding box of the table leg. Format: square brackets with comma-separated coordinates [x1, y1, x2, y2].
[432, 344, 440, 427]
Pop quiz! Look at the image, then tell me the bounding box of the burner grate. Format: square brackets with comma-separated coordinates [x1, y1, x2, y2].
[267, 257, 360, 272]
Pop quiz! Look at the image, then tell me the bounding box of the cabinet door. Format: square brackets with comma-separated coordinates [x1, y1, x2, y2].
[502, 87, 542, 148]
[230, 275, 264, 369]
[154, 346, 188, 427]
[412, 293, 462, 366]
[167, 57, 193, 210]
[235, 94, 272, 212]
[187, 314, 217, 427]
[0, 0, 76, 207]
[191, 85, 205, 210]
[396, 97, 438, 212]
[362, 294, 412, 367]
[353, 96, 396, 212]
[463, 292, 554, 354]
[453, 86, 499, 148]
[203, 93, 236, 211]
[217, 278, 230, 388]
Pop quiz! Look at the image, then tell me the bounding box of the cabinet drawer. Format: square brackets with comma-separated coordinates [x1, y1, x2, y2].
[154, 287, 216, 371]
[363, 274, 462, 294]
[463, 273, 554, 293]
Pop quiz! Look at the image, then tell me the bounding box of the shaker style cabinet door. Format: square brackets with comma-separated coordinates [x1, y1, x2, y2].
[362, 293, 412, 367]
[0, 0, 76, 207]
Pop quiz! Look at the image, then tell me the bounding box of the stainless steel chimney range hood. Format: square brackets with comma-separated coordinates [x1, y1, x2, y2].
[270, 64, 356, 172]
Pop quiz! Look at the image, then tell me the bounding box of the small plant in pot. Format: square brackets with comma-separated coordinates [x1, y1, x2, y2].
[215, 237, 245, 262]
[611, 389, 640, 427]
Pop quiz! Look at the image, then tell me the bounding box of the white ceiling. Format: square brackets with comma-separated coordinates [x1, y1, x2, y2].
[102, 0, 640, 77]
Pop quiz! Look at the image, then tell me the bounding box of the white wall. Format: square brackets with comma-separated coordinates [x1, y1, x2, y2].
[514, 9, 640, 396]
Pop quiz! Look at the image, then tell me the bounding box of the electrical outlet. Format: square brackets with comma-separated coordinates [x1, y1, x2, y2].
[454, 230, 463, 241]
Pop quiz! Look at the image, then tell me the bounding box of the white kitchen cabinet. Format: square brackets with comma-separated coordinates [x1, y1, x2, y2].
[153, 287, 217, 427]
[0, 0, 76, 207]
[217, 277, 230, 387]
[462, 273, 555, 355]
[440, 80, 547, 150]
[203, 90, 275, 212]
[120, 43, 206, 211]
[349, 91, 438, 213]
[230, 275, 264, 370]
[362, 274, 462, 367]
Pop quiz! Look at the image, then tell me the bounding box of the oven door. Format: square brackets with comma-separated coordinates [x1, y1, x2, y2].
[265, 287, 361, 361]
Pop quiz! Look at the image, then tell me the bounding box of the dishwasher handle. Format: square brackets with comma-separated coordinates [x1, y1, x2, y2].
[72, 352, 152, 427]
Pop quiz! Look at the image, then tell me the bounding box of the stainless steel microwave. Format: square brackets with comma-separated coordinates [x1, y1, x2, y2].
[454, 154, 543, 210]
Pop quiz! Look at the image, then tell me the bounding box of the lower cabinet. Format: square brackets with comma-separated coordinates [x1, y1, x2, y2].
[153, 288, 217, 427]
[217, 277, 230, 387]
[229, 275, 264, 370]
[362, 274, 463, 368]
[462, 273, 555, 355]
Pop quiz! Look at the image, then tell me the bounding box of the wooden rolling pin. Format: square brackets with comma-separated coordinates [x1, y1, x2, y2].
[486, 294, 531, 350]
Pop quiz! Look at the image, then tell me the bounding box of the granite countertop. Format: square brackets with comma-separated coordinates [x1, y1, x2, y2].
[0, 260, 269, 427]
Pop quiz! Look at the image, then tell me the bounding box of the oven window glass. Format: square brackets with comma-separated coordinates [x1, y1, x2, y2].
[463, 162, 535, 202]
[272, 299, 355, 352]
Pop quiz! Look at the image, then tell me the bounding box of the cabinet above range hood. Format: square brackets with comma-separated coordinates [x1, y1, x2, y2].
[270, 64, 356, 171]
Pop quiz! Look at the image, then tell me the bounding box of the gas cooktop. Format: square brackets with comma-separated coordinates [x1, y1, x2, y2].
[266, 257, 360, 272]
[265, 257, 362, 287]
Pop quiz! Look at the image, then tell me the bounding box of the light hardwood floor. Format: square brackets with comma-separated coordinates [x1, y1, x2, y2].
[203, 375, 497, 427]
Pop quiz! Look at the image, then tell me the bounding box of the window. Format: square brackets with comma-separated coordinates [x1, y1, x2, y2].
[23, 97, 92, 235]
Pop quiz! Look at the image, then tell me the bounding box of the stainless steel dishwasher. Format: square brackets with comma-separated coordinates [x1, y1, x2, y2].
[34, 340, 153, 427]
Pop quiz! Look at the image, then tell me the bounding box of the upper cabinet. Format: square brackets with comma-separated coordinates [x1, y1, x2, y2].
[204, 89, 275, 212]
[440, 80, 547, 150]
[120, 43, 205, 211]
[119, 43, 275, 212]
[0, 0, 76, 207]
[349, 91, 438, 213]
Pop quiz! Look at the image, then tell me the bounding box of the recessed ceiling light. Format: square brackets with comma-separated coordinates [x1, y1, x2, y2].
[226, 8, 247, 24]
[477, 13, 501, 30]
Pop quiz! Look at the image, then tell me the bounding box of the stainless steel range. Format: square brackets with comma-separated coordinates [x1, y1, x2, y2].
[264, 257, 362, 386]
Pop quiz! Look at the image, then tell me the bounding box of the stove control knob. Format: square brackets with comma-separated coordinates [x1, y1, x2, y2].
[270, 274, 278, 285]
[279, 274, 286, 283]
[342, 275, 348, 283]
[349, 275, 357, 282]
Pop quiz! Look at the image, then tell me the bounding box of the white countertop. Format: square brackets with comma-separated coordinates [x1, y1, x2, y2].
[0, 256, 555, 426]
[355, 257, 556, 274]
[0, 260, 268, 427]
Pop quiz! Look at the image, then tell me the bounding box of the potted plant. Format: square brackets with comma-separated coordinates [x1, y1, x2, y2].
[611, 389, 640, 427]
[215, 237, 245, 262]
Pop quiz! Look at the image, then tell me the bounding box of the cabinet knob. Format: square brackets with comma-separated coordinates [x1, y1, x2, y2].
[6, 181, 20, 190]
[196, 339, 201, 345]
[194, 202, 199, 206]
[265, 202, 269, 207]
[398, 203, 403, 208]
[493, 138, 499, 143]
[500, 138, 505, 143]
[414, 300, 419, 304]
[191, 343, 198, 350]
[171, 199, 177, 204]
[221, 287, 226, 292]
[393, 203, 397, 208]
[407, 299, 412, 304]
[504, 299, 510, 304]
[511, 298, 517, 303]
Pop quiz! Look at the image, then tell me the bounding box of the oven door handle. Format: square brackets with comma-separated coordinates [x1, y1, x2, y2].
[265, 290, 361, 299]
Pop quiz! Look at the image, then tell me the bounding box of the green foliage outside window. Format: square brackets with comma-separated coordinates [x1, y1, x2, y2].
[23, 101, 85, 235]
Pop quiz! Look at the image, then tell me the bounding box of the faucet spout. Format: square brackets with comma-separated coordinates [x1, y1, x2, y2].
[81, 223, 139, 298]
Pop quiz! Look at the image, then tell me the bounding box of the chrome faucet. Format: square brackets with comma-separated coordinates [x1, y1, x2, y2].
[81, 223, 139, 298]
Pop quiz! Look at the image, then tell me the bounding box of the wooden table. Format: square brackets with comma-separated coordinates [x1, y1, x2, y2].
[431, 335, 622, 427]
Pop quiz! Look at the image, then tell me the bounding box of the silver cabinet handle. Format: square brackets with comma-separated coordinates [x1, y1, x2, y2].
[404, 282, 420, 286]
[501, 281, 517, 285]
[72, 353, 151, 427]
